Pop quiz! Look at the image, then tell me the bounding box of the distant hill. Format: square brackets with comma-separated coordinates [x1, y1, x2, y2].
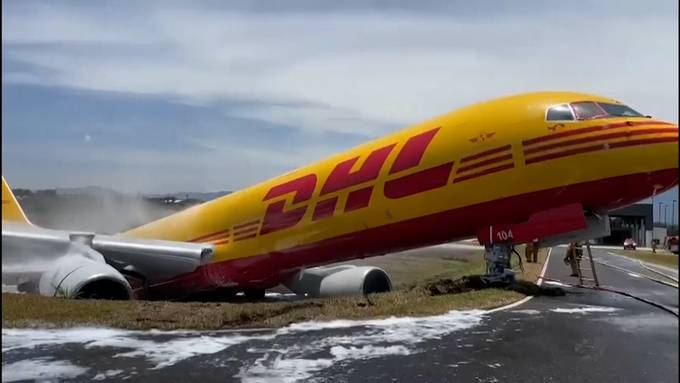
[27, 186, 231, 202]
[55, 186, 121, 197]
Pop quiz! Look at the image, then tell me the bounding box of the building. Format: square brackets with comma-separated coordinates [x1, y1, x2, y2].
[594, 203, 656, 247]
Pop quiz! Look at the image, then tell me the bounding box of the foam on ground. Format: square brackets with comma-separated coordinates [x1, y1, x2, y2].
[3, 309, 487, 381]
[2, 358, 88, 382]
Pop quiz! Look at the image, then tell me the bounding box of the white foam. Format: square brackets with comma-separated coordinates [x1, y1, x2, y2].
[2, 327, 127, 352]
[93, 369, 124, 381]
[511, 309, 540, 315]
[329, 344, 410, 359]
[237, 310, 486, 381]
[3, 309, 487, 380]
[627, 272, 642, 278]
[2, 358, 88, 382]
[551, 306, 620, 314]
[92, 333, 275, 369]
[2, 327, 273, 370]
[242, 355, 334, 383]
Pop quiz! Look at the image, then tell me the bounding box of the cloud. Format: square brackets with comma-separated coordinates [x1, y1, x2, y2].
[2, 1, 678, 192]
[3, 1, 678, 129]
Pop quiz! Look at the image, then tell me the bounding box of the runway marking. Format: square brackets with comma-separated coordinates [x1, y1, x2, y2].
[543, 280, 570, 287]
[637, 261, 679, 283]
[598, 255, 678, 289]
[551, 306, 619, 314]
[488, 247, 552, 313]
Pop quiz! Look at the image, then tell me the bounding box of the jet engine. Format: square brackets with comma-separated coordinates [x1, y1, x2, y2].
[38, 244, 132, 300]
[283, 265, 392, 298]
[3, 223, 213, 300]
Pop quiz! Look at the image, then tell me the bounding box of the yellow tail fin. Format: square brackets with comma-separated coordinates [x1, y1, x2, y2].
[2, 176, 32, 225]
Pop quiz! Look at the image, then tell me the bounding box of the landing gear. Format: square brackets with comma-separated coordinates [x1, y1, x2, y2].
[483, 243, 517, 284]
[243, 288, 265, 300]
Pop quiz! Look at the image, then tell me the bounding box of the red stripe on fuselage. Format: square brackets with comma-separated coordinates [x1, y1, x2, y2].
[609, 136, 679, 149]
[452, 163, 514, 183]
[234, 232, 257, 241]
[190, 229, 230, 243]
[526, 135, 678, 165]
[461, 144, 511, 163]
[234, 220, 261, 231]
[524, 128, 678, 155]
[522, 121, 673, 146]
[457, 153, 513, 173]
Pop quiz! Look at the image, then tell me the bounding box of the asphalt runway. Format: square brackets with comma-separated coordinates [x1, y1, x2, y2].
[2, 247, 678, 382]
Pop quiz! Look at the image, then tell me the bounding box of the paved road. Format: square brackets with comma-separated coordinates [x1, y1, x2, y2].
[2, 247, 678, 382]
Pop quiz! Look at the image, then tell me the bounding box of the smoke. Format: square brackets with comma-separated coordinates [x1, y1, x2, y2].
[20, 189, 185, 234]
[2, 189, 192, 293]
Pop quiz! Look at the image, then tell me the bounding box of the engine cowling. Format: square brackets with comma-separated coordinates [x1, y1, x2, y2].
[38, 244, 132, 300]
[283, 265, 392, 298]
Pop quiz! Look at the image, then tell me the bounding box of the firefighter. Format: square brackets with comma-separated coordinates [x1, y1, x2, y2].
[525, 240, 539, 263]
[564, 241, 582, 277]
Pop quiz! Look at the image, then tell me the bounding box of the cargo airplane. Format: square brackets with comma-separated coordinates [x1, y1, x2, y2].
[2, 91, 678, 300]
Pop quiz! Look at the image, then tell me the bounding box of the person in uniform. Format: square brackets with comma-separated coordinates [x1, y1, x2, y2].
[564, 241, 582, 277]
[525, 240, 539, 263]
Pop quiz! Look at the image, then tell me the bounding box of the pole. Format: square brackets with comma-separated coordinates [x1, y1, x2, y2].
[651, 194, 655, 247]
[659, 202, 664, 225]
[673, 200, 677, 229]
[664, 205, 669, 227]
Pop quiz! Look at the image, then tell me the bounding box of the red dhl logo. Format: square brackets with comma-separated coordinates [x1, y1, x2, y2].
[260, 127, 455, 235]
[190, 128, 513, 245]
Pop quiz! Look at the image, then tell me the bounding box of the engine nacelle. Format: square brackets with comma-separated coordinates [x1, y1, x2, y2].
[283, 265, 392, 298]
[38, 244, 132, 300]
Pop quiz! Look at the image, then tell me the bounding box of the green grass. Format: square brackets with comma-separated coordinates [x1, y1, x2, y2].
[607, 249, 679, 269]
[2, 246, 548, 330]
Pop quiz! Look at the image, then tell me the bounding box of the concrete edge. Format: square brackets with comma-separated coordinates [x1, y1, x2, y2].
[487, 247, 552, 313]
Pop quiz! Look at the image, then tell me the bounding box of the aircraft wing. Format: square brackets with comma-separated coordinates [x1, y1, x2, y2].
[2, 223, 213, 283]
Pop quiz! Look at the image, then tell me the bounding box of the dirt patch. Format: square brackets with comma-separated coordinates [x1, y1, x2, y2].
[424, 275, 565, 297]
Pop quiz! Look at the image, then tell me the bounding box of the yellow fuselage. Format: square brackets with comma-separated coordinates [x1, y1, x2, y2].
[124, 91, 678, 288]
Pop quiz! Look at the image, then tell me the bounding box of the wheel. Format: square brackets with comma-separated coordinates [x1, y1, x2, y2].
[243, 288, 265, 300]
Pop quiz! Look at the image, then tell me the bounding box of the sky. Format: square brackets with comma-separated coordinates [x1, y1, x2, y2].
[2, 0, 678, 222]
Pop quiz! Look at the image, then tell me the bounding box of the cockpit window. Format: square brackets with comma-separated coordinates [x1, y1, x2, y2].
[546, 104, 574, 121]
[597, 103, 644, 117]
[545, 100, 646, 122]
[565, 101, 645, 120]
[570, 101, 608, 120]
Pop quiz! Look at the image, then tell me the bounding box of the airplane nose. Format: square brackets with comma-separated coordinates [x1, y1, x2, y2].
[628, 118, 678, 193]
[587, 118, 678, 210]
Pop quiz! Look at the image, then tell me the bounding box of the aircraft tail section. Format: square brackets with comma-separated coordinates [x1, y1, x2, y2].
[2, 176, 32, 225]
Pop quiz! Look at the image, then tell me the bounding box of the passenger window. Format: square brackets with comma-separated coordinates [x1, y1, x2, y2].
[570, 101, 608, 120]
[546, 104, 574, 121]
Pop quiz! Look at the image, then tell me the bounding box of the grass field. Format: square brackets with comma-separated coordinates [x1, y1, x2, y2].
[606, 249, 679, 269]
[2, 245, 549, 330]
